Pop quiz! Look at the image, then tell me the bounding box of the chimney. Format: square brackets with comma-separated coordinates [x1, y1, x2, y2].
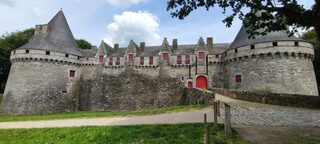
[172, 39, 178, 52]
[140, 42, 145, 52]
[207, 37, 213, 51]
[34, 24, 48, 36]
[114, 44, 119, 53]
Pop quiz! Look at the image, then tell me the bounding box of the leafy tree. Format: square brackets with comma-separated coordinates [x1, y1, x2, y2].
[301, 29, 320, 91]
[0, 28, 34, 93]
[167, 0, 320, 40]
[76, 39, 92, 49]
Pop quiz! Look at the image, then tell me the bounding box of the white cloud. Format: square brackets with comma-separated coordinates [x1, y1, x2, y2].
[0, 0, 15, 6]
[104, 11, 160, 46]
[105, 0, 148, 7]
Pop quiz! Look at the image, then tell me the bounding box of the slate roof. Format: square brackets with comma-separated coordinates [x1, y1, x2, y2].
[18, 10, 83, 56]
[230, 26, 301, 50]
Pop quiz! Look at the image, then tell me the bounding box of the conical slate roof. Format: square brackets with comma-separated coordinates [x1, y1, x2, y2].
[19, 10, 82, 56]
[230, 26, 300, 50]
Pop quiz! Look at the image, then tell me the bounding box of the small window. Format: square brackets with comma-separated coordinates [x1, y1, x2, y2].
[177, 55, 182, 64]
[181, 76, 184, 81]
[26, 50, 29, 54]
[198, 52, 205, 60]
[294, 41, 299, 46]
[250, 45, 255, 49]
[140, 57, 144, 65]
[46, 51, 50, 55]
[149, 57, 153, 65]
[215, 55, 219, 58]
[235, 49, 238, 53]
[65, 54, 69, 58]
[77, 56, 80, 60]
[185, 55, 190, 64]
[99, 55, 104, 64]
[69, 70, 75, 77]
[188, 81, 193, 88]
[235, 75, 241, 83]
[109, 57, 113, 65]
[86, 58, 89, 60]
[116, 57, 120, 65]
[163, 53, 169, 61]
[272, 42, 278, 46]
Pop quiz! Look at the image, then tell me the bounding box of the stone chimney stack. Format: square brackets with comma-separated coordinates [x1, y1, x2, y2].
[114, 44, 119, 53]
[172, 39, 178, 52]
[207, 37, 213, 51]
[140, 42, 145, 52]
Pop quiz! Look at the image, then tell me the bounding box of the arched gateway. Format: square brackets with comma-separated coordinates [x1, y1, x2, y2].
[196, 75, 208, 89]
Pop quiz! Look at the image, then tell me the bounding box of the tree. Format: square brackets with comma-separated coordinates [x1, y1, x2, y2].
[76, 39, 92, 49]
[167, 0, 320, 40]
[301, 29, 320, 91]
[0, 28, 35, 93]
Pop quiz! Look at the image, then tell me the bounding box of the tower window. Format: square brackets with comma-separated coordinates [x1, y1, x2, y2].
[65, 54, 69, 58]
[235, 75, 241, 83]
[99, 55, 104, 64]
[46, 51, 50, 55]
[69, 70, 75, 77]
[177, 55, 182, 64]
[250, 45, 255, 49]
[272, 42, 278, 46]
[149, 57, 153, 65]
[26, 50, 29, 54]
[294, 41, 299, 46]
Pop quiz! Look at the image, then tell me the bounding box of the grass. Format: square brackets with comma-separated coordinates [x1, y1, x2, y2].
[0, 105, 209, 122]
[0, 123, 249, 144]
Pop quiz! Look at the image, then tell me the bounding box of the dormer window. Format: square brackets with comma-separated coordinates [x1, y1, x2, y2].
[177, 55, 182, 64]
[140, 57, 144, 65]
[109, 57, 113, 65]
[198, 52, 204, 60]
[116, 57, 120, 65]
[128, 54, 133, 63]
[99, 55, 104, 64]
[149, 57, 153, 65]
[185, 55, 190, 64]
[163, 53, 169, 61]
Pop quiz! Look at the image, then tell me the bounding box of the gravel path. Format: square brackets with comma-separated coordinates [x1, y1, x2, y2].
[0, 93, 319, 129]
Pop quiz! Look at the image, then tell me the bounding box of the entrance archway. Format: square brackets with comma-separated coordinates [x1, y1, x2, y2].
[196, 75, 208, 89]
[187, 81, 193, 88]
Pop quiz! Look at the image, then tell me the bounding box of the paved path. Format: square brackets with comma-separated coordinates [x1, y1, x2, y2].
[0, 94, 319, 129]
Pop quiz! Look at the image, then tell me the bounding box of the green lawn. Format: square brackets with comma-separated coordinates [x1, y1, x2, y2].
[0, 105, 209, 122]
[0, 124, 249, 144]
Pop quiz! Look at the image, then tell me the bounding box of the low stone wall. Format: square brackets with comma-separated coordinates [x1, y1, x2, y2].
[180, 88, 214, 105]
[211, 88, 320, 109]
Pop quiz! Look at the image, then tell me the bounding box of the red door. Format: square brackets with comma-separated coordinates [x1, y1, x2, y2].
[188, 81, 193, 88]
[196, 76, 208, 89]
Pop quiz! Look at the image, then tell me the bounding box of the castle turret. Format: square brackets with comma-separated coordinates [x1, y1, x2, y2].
[224, 25, 318, 96]
[1, 10, 83, 114]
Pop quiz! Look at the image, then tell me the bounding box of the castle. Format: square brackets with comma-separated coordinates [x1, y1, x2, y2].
[1, 10, 318, 115]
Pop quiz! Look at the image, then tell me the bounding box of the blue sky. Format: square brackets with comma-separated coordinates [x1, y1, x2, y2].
[0, 0, 313, 47]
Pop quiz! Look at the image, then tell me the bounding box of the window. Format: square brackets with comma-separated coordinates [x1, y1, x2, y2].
[294, 41, 299, 46]
[26, 50, 29, 54]
[77, 56, 80, 60]
[163, 53, 169, 61]
[69, 70, 75, 77]
[116, 57, 120, 65]
[235, 75, 241, 83]
[13, 51, 16, 54]
[109, 57, 113, 65]
[185, 55, 190, 64]
[140, 57, 144, 65]
[46, 51, 50, 55]
[65, 54, 69, 58]
[216, 55, 219, 58]
[235, 49, 238, 53]
[177, 55, 182, 64]
[99, 55, 104, 64]
[198, 52, 205, 60]
[250, 45, 255, 49]
[149, 57, 153, 65]
[272, 42, 278, 46]
[128, 54, 133, 62]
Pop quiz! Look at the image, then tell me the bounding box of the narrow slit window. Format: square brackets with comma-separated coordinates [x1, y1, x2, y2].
[235, 75, 241, 83]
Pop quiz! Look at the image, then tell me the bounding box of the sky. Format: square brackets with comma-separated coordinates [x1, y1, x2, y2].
[0, 0, 313, 47]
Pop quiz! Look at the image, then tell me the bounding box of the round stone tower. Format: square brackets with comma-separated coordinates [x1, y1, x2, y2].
[1, 10, 84, 114]
[223, 26, 318, 96]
